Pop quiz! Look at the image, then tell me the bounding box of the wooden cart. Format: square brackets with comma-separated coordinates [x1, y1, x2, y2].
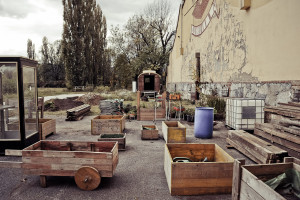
[0, 140, 119, 191]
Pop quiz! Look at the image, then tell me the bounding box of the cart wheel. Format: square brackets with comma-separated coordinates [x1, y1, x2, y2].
[75, 166, 101, 191]
[40, 176, 47, 188]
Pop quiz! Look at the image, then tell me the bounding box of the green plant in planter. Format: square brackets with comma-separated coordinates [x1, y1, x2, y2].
[100, 134, 124, 138]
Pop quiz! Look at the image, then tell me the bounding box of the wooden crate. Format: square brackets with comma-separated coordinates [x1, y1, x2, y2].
[38, 119, 56, 140]
[162, 121, 186, 143]
[7, 118, 56, 140]
[139, 108, 165, 121]
[91, 115, 125, 135]
[98, 133, 126, 151]
[232, 157, 300, 200]
[22, 140, 118, 178]
[141, 125, 159, 140]
[164, 143, 234, 196]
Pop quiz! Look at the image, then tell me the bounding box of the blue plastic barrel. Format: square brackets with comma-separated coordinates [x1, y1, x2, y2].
[194, 107, 214, 139]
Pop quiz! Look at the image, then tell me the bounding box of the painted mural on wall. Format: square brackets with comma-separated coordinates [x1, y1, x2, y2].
[192, 0, 220, 36]
[186, 0, 256, 83]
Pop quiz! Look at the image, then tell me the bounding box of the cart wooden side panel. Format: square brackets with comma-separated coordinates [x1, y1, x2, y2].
[22, 140, 118, 177]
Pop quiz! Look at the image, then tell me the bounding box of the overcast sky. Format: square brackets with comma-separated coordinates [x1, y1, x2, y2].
[0, 0, 181, 59]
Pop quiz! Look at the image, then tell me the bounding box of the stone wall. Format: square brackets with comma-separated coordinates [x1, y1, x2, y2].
[168, 81, 299, 106]
[201, 82, 295, 106]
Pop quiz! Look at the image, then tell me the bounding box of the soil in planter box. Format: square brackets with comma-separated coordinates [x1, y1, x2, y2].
[143, 127, 155, 130]
[101, 134, 124, 138]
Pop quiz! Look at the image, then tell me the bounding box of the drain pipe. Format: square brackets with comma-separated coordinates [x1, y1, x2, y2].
[195, 52, 200, 100]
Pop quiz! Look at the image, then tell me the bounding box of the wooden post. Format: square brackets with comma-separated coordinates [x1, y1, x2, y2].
[137, 91, 140, 121]
[232, 159, 245, 200]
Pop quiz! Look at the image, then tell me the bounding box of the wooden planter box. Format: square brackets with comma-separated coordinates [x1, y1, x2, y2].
[233, 157, 300, 200]
[22, 140, 119, 178]
[141, 125, 159, 140]
[164, 143, 234, 195]
[139, 108, 165, 121]
[38, 119, 56, 140]
[7, 118, 56, 140]
[98, 133, 126, 151]
[162, 121, 186, 143]
[91, 115, 125, 135]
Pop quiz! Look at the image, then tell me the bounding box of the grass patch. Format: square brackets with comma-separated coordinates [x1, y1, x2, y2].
[38, 88, 71, 97]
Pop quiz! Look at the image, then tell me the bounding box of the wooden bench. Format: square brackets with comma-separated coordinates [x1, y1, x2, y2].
[74, 86, 85, 91]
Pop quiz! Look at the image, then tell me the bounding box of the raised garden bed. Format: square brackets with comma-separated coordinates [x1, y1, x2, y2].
[91, 115, 125, 135]
[7, 118, 56, 140]
[98, 133, 126, 151]
[164, 143, 234, 195]
[141, 125, 159, 140]
[162, 121, 186, 143]
[232, 157, 300, 200]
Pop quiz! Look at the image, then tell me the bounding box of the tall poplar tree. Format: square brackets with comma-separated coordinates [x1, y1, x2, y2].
[27, 39, 35, 59]
[62, 0, 107, 88]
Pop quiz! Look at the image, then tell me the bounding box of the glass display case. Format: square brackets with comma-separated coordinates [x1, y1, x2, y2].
[0, 57, 39, 153]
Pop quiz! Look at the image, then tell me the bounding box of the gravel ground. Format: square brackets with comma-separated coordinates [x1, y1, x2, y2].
[0, 114, 254, 200]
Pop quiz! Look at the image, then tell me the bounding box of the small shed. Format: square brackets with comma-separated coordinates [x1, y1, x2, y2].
[0, 56, 39, 154]
[138, 70, 160, 94]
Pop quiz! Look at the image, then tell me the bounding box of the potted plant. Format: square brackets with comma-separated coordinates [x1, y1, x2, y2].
[186, 108, 195, 122]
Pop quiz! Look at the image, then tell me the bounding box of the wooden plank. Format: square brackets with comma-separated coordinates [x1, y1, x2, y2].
[241, 167, 286, 200]
[254, 128, 300, 153]
[227, 130, 288, 163]
[273, 123, 300, 136]
[255, 123, 300, 145]
[22, 157, 113, 165]
[0, 161, 22, 168]
[264, 106, 300, 119]
[5, 149, 22, 156]
[23, 169, 113, 177]
[164, 144, 172, 193]
[172, 162, 233, 179]
[240, 180, 264, 200]
[215, 144, 235, 162]
[171, 186, 232, 196]
[243, 163, 292, 178]
[232, 159, 245, 200]
[284, 157, 300, 165]
[279, 118, 300, 127]
[167, 143, 215, 162]
[226, 138, 264, 164]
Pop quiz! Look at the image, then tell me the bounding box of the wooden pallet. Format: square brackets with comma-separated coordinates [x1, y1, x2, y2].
[66, 104, 91, 121]
[227, 130, 288, 164]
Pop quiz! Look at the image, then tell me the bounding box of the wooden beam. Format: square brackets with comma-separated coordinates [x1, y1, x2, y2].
[5, 149, 22, 156]
[232, 159, 245, 200]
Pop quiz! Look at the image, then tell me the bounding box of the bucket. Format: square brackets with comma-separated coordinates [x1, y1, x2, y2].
[194, 107, 214, 139]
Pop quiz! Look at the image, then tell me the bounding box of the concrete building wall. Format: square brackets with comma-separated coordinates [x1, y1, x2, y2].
[167, 0, 300, 105]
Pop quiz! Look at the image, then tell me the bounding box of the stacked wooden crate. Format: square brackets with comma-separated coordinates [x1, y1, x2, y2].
[227, 130, 288, 164]
[254, 102, 300, 157]
[66, 104, 91, 121]
[92, 115, 126, 150]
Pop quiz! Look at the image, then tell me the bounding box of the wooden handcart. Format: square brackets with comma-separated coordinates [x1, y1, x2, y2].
[0, 140, 119, 191]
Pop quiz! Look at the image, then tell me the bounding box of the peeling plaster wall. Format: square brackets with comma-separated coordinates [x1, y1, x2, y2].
[201, 82, 295, 106]
[167, 0, 300, 103]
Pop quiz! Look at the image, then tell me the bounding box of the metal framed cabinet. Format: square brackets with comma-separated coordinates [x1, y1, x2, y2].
[0, 56, 39, 153]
